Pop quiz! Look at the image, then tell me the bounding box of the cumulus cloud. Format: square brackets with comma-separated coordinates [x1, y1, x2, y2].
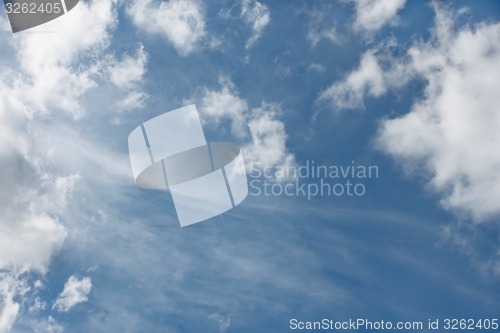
[322, 4, 500, 222]
[0, 0, 122, 275]
[52, 276, 92, 313]
[0, 95, 71, 274]
[349, 0, 407, 32]
[198, 77, 248, 137]
[319, 51, 386, 110]
[0, 0, 133, 328]
[127, 0, 206, 55]
[241, 0, 270, 49]
[319, 37, 411, 111]
[105, 45, 149, 112]
[377, 5, 500, 221]
[108, 44, 148, 89]
[190, 77, 294, 172]
[243, 103, 295, 171]
[10, 0, 118, 117]
[321, 3, 500, 224]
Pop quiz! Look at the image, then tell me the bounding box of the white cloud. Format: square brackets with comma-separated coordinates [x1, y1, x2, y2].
[0, 0, 122, 276]
[0, 94, 70, 275]
[52, 276, 92, 313]
[28, 297, 47, 315]
[191, 77, 294, 172]
[377, 5, 500, 221]
[0, 0, 127, 328]
[127, 0, 206, 55]
[243, 103, 295, 171]
[350, 0, 406, 32]
[241, 0, 270, 49]
[319, 36, 412, 111]
[0, 274, 20, 333]
[11, 0, 118, 117]
[321, 4, 500, 224]
[105, 45, 149, 113]
[319, 51, 386, 110]
[198, 77, 248, 137]
[108, 44, 148, 89]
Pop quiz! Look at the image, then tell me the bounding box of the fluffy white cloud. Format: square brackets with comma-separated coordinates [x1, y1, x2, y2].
[243, 103, 295, 171]
[0, 0, 128, 329]
[52, 276, 92, 313]
[10, 0, 118, 117]
[241, 0, 270, 49]
[0, 93, 73, 330]
[320, 5, 500, 225]
[319, 51, 386, 110]
[191, 78, 294, 171]
[377, 6, 500, 221]
[198, 77, 248, 137]
[127, 0, 206, 55]
[0, 0, 122, 275]
[319, 38, 411, 110]
[324, 4, 500, 221]
[0, 94, 70, 274]
[105, 44, 149, 113]
[108, 44, 148, 89]
[350, 0, 406, 32]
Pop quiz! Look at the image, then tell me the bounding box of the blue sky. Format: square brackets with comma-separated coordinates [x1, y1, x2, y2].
[0, 0, 499, 332]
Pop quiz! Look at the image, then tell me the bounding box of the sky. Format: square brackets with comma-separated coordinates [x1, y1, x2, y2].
[0, 0, 499, 332]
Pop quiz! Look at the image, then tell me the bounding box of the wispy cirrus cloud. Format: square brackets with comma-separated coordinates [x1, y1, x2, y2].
[240, 0, 270, 49]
